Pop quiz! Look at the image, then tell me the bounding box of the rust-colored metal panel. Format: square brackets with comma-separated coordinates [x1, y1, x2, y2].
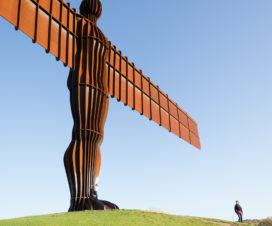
[115, 53, 120, 72]
[20, 0, 35, 39]
[180, 123, 190, 144]
[160, 108, 170, 131]
[190, 132, 201, 150]
[135, 88, 142, 114]
[159, 92, 169, 112]
[120, 76, 127, 104]
[169, 100, 178, 119]
[127, 64, 134, 82]
[142, 77, 150, 96]
[0, 0, 18, 26]
[51, 0, 61, 22]
[188, 117, 199, 137]
[49, 19, 60, 58]
[121, 56, 127, 79]
[114, 71, 120, 101]
[127, 82, 134, 109]
[134, 71, 141, 89]
[37, 10, 49, 48]
[39, 0, 50, 12]
[178, 108, 189, 128]
[151, 101, 160, 125]
[143, 94, 151, 119]
[170, 116, 180, 137]
[108, 67, 114, 96]
[150, 84, 159, 103]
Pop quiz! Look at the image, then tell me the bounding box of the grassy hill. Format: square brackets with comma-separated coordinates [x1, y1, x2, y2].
[0, 210, 259, 226]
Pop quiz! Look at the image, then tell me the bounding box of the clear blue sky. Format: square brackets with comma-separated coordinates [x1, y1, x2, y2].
[0, 0, 271, 221]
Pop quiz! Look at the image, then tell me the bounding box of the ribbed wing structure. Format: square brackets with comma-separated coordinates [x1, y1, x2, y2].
[0, 0, 78, 68]
[0, 0, 201, 149]
[106, 46, 201, 149]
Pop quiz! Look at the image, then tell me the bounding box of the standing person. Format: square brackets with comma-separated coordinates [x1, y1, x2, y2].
[234, 200, 243, 223]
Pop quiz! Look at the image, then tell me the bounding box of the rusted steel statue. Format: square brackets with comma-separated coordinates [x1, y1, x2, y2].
[64, 0, 113, 211]
[0, 0, 201, 211]
[64, 0, 115, 210]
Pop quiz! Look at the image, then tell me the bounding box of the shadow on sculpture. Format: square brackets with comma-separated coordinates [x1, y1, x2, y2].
[64, 0, 118, 211]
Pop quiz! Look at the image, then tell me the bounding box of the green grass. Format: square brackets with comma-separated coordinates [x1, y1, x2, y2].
[0, 210, 255, 226]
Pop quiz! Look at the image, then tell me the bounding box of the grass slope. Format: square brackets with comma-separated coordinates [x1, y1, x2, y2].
[0, 210, 254, 226]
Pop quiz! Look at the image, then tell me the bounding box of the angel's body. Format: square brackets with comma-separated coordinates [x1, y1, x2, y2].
[64, 0, 118, 211]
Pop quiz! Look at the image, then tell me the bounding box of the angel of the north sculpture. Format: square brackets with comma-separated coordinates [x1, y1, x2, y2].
[0, 0, 201, 211]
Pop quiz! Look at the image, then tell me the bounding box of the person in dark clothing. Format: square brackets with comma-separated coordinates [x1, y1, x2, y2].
[234, 200, 243, 223]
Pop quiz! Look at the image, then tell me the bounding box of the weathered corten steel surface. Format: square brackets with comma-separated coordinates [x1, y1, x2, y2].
[0, 0, 201, 211]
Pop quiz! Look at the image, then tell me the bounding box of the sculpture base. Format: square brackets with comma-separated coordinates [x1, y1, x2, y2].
[68, 198, 119, 211]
